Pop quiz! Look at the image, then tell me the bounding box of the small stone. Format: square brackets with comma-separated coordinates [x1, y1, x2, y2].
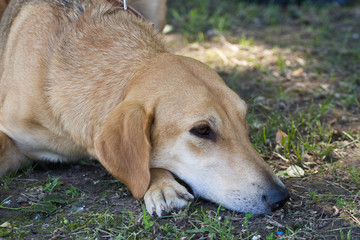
[16, 195, 27, 204]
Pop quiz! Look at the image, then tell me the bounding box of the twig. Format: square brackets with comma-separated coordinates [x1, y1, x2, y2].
[324, 179, 354, 194]
[346, 209, 360, 225]
[214, 48, 229, 65]
[342, 131, 360, 148]
[273, 152, 290, 162]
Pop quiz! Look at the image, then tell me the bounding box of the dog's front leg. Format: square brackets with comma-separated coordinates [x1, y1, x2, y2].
[144, 168, 194, 216]
[0, 131, 29, 176]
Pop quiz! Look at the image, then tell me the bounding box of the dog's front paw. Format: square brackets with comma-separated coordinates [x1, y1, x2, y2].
[144, 179, 194, 217]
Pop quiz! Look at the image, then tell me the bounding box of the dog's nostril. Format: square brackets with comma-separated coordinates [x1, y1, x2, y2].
[264, 187, 290, 212]
[271, 197, 287, 211]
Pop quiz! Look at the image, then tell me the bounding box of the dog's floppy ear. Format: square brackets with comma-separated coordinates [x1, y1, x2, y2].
[94, 101, 153, 198]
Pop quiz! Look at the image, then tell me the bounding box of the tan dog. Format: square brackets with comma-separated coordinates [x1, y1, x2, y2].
[0, 0, 167, 30]
[0, 0, 289, 216]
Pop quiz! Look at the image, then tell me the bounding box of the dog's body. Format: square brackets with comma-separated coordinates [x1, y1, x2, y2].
[0, 0, 289, 216]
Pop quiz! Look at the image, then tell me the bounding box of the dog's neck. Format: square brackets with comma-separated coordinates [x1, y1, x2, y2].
[45, 2, 166, 151]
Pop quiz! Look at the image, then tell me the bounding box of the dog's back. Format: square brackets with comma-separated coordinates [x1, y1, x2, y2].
[0, 0, 165, 162]
[0, 0, 98, 63]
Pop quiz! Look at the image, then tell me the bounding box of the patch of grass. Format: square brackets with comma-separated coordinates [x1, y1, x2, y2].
[44, 175, 63, 192]
[0, 162, 34, 188]
[277, 54, 286, 76]
[340, 229, 353, 240]
[186, 205, 236, 239]
[160, 222, 179, 237]
[349, 166, 360, 184]
[247, 99, 336, 168]
[141, 203, 155, 230]
[169, 0, 231, 42]
[238, 34, 254, 47]
[66, 185, 84, 197]
[307, 190, 321, 202]
[0, 172, 20, 188]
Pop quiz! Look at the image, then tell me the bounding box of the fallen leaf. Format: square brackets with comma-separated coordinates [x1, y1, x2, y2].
[291, 68, 304, 77]
[332, 206, 339, 217]
[303, 153, 314, 162]
[295, 57, 305, 66]
[22, 202, 57, 214]
[286, 165, 305, 177]
[43, 194, 67, 204]
[276, 130, 288, 145]
[0, 222, 11, 228]
[267, 219, 285, 228]
[328, 118, 337, 125]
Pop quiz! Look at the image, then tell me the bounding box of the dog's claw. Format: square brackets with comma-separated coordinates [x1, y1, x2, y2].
[181, 193, 194, 201]
[170, 202, 175, 210]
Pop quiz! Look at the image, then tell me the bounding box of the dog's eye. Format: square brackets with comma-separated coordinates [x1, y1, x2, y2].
[190, 124, 215, 141]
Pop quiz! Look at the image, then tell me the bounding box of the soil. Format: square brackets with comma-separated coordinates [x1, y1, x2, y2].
[1, 1, 360, 239]
[0, 156, 359, 239]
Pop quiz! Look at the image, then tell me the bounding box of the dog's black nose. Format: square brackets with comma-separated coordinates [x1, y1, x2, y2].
[263, 187, 290, 211]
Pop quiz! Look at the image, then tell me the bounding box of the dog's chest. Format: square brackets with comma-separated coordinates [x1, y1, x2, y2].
[0, 122, 89, 162]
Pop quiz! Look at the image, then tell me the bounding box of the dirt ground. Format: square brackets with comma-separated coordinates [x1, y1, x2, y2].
[0, 157, 359, 239]
[1, 0, 360, 239]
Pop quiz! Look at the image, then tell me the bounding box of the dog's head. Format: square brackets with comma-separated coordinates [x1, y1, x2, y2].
[95, 53, 289, 214]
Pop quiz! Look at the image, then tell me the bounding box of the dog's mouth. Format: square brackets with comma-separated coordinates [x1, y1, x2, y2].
[173, 173, 194, 194]
[218, 186, 290, 214]
[174, 171, 290, 214]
